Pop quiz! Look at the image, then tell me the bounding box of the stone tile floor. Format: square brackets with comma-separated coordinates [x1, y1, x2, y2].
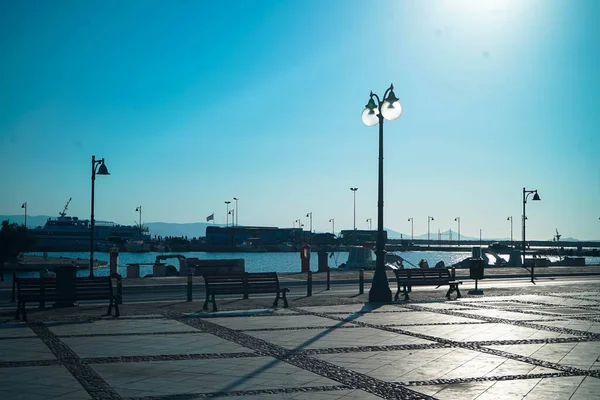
[1, 290, 599, 399]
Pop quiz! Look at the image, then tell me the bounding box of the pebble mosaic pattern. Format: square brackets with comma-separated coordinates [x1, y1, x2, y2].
[0, 290, 598, 399]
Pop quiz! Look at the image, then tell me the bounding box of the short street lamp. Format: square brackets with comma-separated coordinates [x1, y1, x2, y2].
[454, 217, 461, 245]
[135, 206, 142, 233]
[225, 201, 231, 226]
[427, 216, 434, 247]
[522, 187, 541, 281]
[233, 197, 239, 226]
[329, 218, 335, 235]
[507, 216, 513, 244]
[90, 156, 110, 277]
[408, 217, 413, 242]
[361, 83, 402, 302]
[366, 218, 372, 230]
[350, 188, 358, 230]
[306, 212, 313, 233]
[21, 202, 27, 227]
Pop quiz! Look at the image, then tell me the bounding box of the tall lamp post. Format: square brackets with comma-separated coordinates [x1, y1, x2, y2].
[233, 197, 239, 226]
[454, 217, 460, 245]
[362, 83, 402, 302]
[21, 202, 27, 227]
[225, 201, 231, 226]
[522, 188, 541, 279]
[306, 212, 313, 233]
[135, 206, 142, 233]
[407, 217, 413, 242]
[507, 216, 513, 244]
[90, 156, 110, 277]
[350, 188, 358, 230]
[329, 218, 335, 235]
[427, 216, 434, 247]
[366, 218, 372, 230]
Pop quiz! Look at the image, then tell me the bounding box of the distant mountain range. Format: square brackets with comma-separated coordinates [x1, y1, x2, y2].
[0, 215, 587, 242]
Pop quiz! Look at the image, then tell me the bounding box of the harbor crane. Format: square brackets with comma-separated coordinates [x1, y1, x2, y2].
[59, 197, 72, 217]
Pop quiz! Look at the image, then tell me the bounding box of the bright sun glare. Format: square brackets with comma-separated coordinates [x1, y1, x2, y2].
[447, 0, 513, 14]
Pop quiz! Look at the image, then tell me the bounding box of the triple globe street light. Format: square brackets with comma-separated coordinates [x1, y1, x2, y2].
[361, 83, 402, 303]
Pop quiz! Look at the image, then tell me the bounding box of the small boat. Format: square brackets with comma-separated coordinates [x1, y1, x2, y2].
[125, 240, 151, 253]
[237, 239, 268, 253]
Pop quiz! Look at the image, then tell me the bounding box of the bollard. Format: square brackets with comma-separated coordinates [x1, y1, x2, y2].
[307, 270, 312, 297]
[11, 272, 16, 302]
[326, 267, 330, 291]
[359, 269, 364, 295]
[187, 270, 193, 302]
[116, 275, 123, 305]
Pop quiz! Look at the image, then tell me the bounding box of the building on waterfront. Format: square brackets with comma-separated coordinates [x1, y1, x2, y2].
[205, 226, 306, 246]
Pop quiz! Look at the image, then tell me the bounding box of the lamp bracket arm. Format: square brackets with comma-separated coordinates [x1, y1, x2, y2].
[370, 92, 382, 108]
[382, 84, 394, 103]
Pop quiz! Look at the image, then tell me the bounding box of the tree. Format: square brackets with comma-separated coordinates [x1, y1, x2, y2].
[0, 220, 36, 263]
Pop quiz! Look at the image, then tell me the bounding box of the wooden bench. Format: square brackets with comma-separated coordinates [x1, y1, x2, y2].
[15, 276, 119, 321]
[393, 268, 462, 301]
[203, 272, 289, 312]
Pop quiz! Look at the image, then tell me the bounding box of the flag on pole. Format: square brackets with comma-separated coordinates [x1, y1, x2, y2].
[206, 213, 214, 222]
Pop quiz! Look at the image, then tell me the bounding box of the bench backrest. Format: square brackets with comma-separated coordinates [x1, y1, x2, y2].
[16, 276, 113, 300]
[203, 274, 245, 294]
[245, 272, 280, 293]
[74, 276, 113, 299]
[204, 272, 281, 294]
[394, 268, 451, 282]
[16, 277, 58, 299]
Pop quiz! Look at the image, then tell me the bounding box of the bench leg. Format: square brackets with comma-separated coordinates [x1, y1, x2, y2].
[282, 291, 289, 308]
[114, 297, 120, 317]
[203, 295, 209, 311]
[272, 292, 279, 308]
[446, 287, 452, 299]
[455, 285, 462, 299]
[107, 296, 114, 316]
[15, 302, 21, 320]
[211, 294, 217, 312]
[394, 288, 400, 301]
[22, 303, 27, 322]
[402, 285, 410, 301]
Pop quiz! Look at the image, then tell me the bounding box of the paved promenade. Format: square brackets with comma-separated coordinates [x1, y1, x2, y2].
[1, 277, 599, 399]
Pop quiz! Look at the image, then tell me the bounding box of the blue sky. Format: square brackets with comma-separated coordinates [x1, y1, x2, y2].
[1, 0, 599, 240]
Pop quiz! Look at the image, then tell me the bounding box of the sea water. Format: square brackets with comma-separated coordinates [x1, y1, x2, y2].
[24, 251, 600, 278]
